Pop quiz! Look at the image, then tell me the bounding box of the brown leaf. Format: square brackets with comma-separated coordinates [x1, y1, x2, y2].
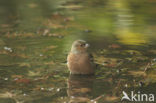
[104, 95, 119, 101]
[15, 78, 31, 84]
[109, 44, 121, 49]
[11, 75, 23, 79]
[128, 71, 146, 77]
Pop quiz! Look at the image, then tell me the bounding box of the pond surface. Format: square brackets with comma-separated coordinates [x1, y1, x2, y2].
[0, 0, 156, 103]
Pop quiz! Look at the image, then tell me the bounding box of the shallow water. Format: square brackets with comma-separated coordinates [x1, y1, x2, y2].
[0, 0, 156, 103]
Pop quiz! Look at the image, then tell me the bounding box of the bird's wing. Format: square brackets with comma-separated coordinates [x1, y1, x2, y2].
[89, 53, 94, 62]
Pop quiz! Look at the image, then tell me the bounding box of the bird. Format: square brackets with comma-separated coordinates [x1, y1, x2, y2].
[67, 40, 94, 75]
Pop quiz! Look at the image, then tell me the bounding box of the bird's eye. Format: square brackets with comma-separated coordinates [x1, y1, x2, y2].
[80, 44, 85, 47]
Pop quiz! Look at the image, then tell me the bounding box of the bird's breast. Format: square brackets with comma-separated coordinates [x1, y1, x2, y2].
[67, 52, 94, 74]
[67, 53, 89, 64]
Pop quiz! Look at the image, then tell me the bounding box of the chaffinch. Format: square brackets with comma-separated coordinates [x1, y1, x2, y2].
[67, 40, 94, 75]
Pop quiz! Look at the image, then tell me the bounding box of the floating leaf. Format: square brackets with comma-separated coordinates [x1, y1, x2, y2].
[15, 78, 31, 84]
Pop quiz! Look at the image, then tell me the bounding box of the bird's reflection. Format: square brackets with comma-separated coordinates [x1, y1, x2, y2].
[67, 74, 95, 103]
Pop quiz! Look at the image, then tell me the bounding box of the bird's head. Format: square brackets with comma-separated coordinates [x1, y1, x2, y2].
[71, 40, 89, 54]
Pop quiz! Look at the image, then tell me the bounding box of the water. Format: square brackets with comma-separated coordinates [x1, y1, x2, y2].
[0, 0, 156, 103]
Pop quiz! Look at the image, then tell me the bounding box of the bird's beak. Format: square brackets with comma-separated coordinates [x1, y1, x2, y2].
[85, 43, 90, 48]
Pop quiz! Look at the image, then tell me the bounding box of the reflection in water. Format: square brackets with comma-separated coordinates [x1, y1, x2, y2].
[0, 0, 156, 102]
[112, 0, 148, 45]
[67, 74, 95, 103]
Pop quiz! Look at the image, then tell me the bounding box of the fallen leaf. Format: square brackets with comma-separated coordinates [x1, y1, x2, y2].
[11, 75, 23, 79]
[109, 44, 121, 49]
[15, 78, 31, 84]
[0, 92, 15, 98]
[19, 63, 31, 67]
[128, 71, 146, 77]
[104, 95, 119, 101]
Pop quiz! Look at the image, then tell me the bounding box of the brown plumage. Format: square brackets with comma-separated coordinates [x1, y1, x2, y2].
[67, 40, 94, 74]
